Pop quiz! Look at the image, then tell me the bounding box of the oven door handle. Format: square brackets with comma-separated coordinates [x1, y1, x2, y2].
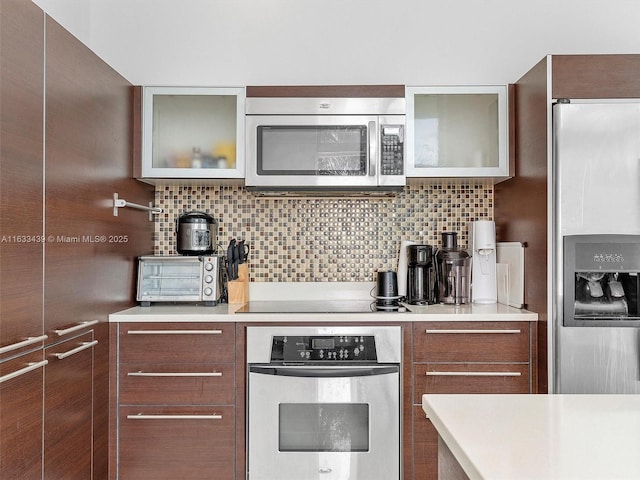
[249, 365, 398, 378]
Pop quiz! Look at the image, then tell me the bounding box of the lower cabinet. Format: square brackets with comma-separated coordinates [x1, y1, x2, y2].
[119, 406, 235, 480]
[44, 331, 95, 480]
[0, 333, 96, 480]
[411, 321, 534, 479]
[116, 322, 236, 480]
[0, 350, 46, 480]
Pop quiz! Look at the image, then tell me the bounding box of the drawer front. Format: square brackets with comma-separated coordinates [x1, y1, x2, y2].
[120, 362, 235, 405]
[119, 323, 234, 363]
[413, 363, 530, 400]
[119, 405, 235, 480]
[413, 321, 530, 363]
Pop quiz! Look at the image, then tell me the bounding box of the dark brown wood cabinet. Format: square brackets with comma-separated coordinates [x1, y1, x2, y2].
[411, 321, 534, 479]
[1, 1, 153, 479]
[0, 0, 45, 359]
[0, 350, 46, 479]
[44, 332, 96, 480]
[117, 323, 236, 480]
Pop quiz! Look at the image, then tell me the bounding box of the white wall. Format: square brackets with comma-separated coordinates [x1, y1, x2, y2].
[34, 0, 640, 86]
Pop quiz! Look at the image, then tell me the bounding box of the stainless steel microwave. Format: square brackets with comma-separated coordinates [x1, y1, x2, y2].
[245, 97, 405, 194]
[136, 255, 222, 306]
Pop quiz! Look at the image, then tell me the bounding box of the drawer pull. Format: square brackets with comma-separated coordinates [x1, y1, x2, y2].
[0, 360, 48, 384]
[127, 329, 222, 335]
[426, 371, 521, 377]
[55, 320, 99, 336]
[425, 329, 521, 334]
[128, 371, 222, 377]
[53, 340, 98, 360]
[0, 335, 48, 355]
[127, 414, 222, 420]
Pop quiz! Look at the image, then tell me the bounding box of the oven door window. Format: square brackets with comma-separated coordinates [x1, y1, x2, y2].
[257, 125, 368, 176]
[279, 403, 369, 452]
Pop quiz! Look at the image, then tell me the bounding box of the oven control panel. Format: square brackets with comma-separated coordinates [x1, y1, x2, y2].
[270, 335, 377, 362]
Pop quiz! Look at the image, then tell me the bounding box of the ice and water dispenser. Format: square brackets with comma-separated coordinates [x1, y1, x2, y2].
[563, 234, 640, 327]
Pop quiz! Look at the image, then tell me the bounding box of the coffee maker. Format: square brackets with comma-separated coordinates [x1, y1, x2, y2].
[406, 245, 437, 305]
[436, 232, 471, 305]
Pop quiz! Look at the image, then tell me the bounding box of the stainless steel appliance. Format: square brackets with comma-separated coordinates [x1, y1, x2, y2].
[175, 211, 217, 255]
[435, 232, 471, 305]
[406, 244, 437, 305]
[136, 255, 222, 306]
[246, 325, 402, 480]
[553, 100, 640, 393]
[245, 97, 405, 194]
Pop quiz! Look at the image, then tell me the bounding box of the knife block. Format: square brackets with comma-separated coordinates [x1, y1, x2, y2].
[228, 263, 249, 304]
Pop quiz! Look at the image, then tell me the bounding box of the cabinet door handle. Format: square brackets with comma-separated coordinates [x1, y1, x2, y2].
[0, 335, 48, 355]
[127, 414, 222, 420]
[126, 329, 222, 335]
[54, 320, 99, 336]
[426, 371, 521, 377]
[53, 340, 98, 360]
[424, 329, 521, 334]
[368, 121, 377, 177]
[127, 371, 222, 377]
[0, 360, 48, 384]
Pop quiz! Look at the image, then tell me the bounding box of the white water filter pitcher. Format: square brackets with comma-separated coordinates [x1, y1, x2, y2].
[471, 220, 497, 304]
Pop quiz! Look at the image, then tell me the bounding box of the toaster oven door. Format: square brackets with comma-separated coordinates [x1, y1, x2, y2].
[137, 257, 202, 303]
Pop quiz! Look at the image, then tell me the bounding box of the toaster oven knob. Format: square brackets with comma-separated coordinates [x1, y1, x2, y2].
[204, 275, 214, 283]
[204, 262, 214, 271]
[203, 287, 213, 297]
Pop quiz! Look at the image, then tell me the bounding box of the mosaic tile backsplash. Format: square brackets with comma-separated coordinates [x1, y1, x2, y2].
[154, 182, 493, 282]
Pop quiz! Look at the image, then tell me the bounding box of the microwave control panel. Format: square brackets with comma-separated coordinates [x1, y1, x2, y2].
[380, 125, 404, 176]
[270, 335, 377, 363]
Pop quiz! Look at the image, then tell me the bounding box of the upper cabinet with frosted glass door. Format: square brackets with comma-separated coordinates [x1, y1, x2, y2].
[136, 86, 245, 182]
[406, 86, 511, 180]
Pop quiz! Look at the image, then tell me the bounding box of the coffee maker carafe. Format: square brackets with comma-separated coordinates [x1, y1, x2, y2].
[436, 232, 471, 305]
[406, 245, 437, 305]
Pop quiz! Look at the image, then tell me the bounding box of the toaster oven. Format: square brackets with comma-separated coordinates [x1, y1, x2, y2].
[136, 255, 222, 306]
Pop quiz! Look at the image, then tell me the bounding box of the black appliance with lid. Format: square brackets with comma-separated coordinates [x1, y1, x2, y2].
[175, 211, 217, 255]
[435, 232, 471, 304]
[406, 244, 437, 305]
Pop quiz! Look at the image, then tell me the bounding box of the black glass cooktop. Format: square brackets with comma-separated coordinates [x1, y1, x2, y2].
[234, 300, 406, 313]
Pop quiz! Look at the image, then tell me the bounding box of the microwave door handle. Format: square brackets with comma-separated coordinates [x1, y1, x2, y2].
[368, 121, 377, 177]
[249, 365, 398, 377]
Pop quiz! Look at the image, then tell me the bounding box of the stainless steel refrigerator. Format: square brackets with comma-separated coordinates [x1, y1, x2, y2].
[553, 100, 640, 393]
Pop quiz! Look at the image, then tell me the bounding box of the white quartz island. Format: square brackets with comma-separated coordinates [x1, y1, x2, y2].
[422, 395, 640, 480]
[422, 394, 640, 479]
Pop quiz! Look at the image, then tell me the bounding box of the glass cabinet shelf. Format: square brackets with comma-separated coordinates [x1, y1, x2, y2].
[139, 86, 245, 180]
[406, 85, 510, 179]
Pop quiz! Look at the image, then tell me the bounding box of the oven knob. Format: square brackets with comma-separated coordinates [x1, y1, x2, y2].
[204, 275, 213, 283]
[204, 262, 214, 271]
[203, 287, 213, 296]
[300, 351, 305, 358]
[354, 347, 360, 356]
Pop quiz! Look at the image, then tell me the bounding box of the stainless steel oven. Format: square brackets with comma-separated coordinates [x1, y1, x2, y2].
[246, 325, 402, 480]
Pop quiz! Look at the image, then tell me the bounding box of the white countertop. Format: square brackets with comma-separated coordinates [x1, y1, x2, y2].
[422, 394, 640, 480]
[108, 302, 537, 322]
[112, 281, 537, 322]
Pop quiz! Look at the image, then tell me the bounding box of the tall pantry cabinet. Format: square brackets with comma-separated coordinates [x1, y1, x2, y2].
[0, 0, 155, 478]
